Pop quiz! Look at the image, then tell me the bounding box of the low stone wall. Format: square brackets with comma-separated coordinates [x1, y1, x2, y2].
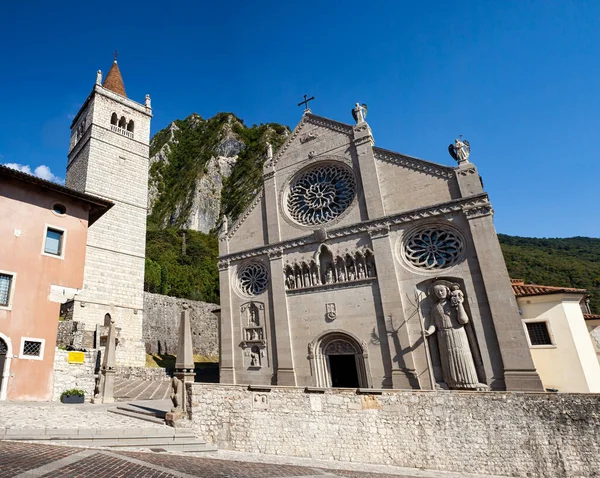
[143, 292, 218, 357]
[52, 349, 98, 401]
[188, 384, 600, 478]
[115, 366, 171, 381]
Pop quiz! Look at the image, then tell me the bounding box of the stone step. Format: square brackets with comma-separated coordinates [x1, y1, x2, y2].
[107, 407, 165, 424]
[1, 427, 215, 452]
[116, 403, 167, 419]
[1, 427, 194, 440]
[110, 442, 218, 453]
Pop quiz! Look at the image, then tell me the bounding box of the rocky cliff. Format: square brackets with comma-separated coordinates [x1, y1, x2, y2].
[148, 113, 289, 233]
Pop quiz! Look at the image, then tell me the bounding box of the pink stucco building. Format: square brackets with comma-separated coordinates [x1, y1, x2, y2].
[0, 164, 111, 401]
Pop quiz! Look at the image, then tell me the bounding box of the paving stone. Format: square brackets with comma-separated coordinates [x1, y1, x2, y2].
[0, 442, 438, 477]
[0, 441, 81, 478]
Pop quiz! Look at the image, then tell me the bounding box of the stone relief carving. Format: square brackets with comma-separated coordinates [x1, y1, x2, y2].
[404, 227, 464, 270]
[324, 339, 358, 355]
[424, 280, 487, 390]
[325, 303, 337, 322]
[240, 302, 267, 368]
[299, 132, 319, 143]
[286, 163, 356, 226]
[284, 245, 376, 292]
[252, 392, 269, 410]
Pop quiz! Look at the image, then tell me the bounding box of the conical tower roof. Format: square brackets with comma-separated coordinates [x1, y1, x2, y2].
[103, 59, 127, 97]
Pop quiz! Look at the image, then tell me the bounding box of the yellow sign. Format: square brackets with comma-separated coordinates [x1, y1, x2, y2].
[68, 351, 85, 364]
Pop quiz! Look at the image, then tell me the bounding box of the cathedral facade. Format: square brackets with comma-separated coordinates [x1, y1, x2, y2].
[218, 106, 543, 391]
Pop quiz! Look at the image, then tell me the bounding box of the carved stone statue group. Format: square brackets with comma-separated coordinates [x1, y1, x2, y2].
[425, 280, 487, 391]
[285, 248, 376, 291]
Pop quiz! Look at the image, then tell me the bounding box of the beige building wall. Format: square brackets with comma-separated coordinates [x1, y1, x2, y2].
[586, 317, 600, 364]
[519, 293, 600, 392]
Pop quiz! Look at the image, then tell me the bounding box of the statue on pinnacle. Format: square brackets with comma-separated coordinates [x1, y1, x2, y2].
[448, 136, 470, 164]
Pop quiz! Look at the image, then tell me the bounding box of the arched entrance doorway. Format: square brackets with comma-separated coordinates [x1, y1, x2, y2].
[0, 337, 9, 400]
[325, 339, 360, 387]
[309, 332, 371, 388]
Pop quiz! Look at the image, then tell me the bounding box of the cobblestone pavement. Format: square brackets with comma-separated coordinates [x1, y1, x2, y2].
[0, 441, 465, 478]
[0, 402, 166, 430]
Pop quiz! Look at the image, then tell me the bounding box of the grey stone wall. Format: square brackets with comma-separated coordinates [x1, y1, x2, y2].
[143, 292, 219, 358]
[188, 384, 600, 478]
[52, 349, 98, 401]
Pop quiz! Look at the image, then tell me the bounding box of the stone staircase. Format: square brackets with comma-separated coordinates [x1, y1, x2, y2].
[114, 377, 172, 402]
[1, 426, 216, 453]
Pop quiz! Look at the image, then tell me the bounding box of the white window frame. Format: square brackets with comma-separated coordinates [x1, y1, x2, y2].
[41, 224, 67, 260]
[19, 337, 45, 361]
[522, 319, 556, 348]
[0, 270, 16, 311]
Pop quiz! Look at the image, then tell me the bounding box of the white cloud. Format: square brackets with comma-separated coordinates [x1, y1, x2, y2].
[4, 162, 64, 184]
[5, 163, 32, 174]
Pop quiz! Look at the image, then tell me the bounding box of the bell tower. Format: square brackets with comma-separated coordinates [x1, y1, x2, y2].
[66, 56, 152, 366]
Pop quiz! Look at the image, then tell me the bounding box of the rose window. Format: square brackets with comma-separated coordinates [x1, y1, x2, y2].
[287, 164, 356, 226]
[404, 228, 463, 270]
[238, 262, 269, 296]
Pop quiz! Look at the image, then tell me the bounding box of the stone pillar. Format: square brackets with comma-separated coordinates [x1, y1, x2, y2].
[267, 248, 296, 386]
[93, 319, 116, 403]
[369, 227, 420, 389]
[175, 304, 195, 383]
[455, 163, 484, 197]
[263, 170, 281, 244]
[217, 259, 235, 383]
[464, 204, 543, 391]
[352, 122, 385, 219]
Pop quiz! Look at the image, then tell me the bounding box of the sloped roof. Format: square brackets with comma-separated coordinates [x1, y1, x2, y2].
[511, 279, 588, 297]
[0, 164, 113, 225]
[584, 314, 600, 321]
[103, 60, 127, 97]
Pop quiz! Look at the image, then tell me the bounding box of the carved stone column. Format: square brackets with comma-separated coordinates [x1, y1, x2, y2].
[463, 202, 543, 391]
[267, 248, 296, 385]
[353, 122, 385, 219]
[218, 259, 236, 384]
[369, 226, 419, 389]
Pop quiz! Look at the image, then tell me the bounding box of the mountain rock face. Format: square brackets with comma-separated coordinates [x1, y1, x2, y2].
[148, 113, 289, 233]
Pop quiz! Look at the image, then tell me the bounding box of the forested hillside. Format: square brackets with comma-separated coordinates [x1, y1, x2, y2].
[499, 235, 600, 313]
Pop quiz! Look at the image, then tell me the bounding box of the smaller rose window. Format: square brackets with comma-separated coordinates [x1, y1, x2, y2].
[404, 228, 463, 270]
[238, 262, 269, 296]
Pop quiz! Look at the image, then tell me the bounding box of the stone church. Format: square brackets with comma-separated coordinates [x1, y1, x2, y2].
[218, 104, 544, 391]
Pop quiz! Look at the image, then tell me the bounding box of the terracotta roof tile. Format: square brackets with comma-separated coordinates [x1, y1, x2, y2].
[584, 313, 600, 321]
[512, 282, 588, 298]
[103, 60, 126, 97]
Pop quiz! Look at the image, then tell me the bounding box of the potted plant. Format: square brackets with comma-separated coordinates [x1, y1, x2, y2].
[60, 388, 85, 404]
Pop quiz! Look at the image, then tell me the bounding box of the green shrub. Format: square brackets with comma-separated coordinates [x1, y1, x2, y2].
[60, 388, 85, 399]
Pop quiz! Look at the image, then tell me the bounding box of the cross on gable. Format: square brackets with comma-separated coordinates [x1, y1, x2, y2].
[298, 94, 315, 112]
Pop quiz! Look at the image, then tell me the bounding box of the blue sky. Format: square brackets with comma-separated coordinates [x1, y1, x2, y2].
[1, 1, 598, 238]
